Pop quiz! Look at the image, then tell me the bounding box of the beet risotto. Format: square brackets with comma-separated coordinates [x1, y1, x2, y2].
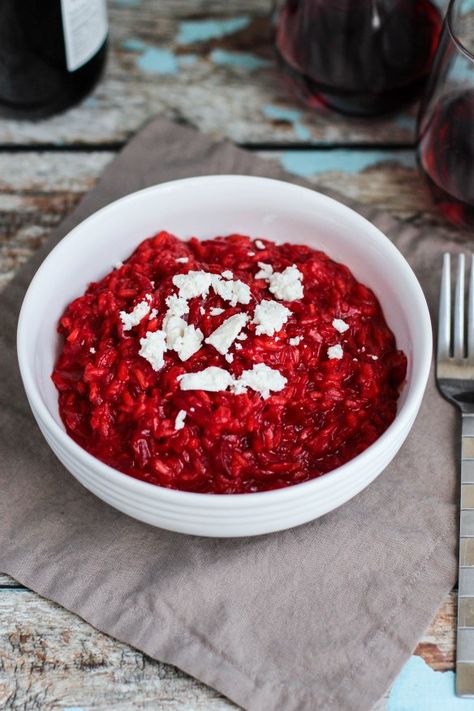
[52, 231, 407, 494]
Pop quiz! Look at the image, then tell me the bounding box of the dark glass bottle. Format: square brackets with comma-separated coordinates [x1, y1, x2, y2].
[0, 0, 108, 120]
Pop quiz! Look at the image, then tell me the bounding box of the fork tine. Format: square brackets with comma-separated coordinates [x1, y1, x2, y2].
[469, 254, 474, 358]
[454, 253, 466, 359]
[438, 253, 451, 359]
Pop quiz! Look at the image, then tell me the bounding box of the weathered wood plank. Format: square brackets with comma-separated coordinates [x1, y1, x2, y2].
[0, 0, 421, 147]
[0, 586, 455, 711]
[0, 589, 239, 710]
[414, 593, 456, 672]
[0, 575, 20, 588]
[0, 152, 113, 290]
[0, 148, 468, 292]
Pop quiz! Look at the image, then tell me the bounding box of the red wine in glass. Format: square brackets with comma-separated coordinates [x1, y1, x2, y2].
[275, 0, 442, 116]
[418, 89, 474, 228]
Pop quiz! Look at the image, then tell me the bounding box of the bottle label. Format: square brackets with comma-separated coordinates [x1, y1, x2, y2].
[60, 0, 108, 72]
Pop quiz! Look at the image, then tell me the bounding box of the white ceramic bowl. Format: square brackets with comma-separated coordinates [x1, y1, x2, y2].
[17, 175, 432, 537]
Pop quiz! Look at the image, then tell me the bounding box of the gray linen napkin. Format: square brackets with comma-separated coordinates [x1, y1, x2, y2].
[0, 117, 458, 711]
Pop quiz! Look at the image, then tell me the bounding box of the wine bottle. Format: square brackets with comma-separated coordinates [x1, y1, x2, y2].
[0, 0, 108, 120]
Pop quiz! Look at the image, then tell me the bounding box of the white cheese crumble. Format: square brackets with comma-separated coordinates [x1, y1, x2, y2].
[205, 313, 248, 355]
[369, 355, 379, 361]
[139, 330, 167, 371]
[235, 343, 242, 350]
[248, 251, 255, 256]
[120, 299, 151, 331]
[173, 270, 212, 299]
[179, 366, 234, 392]
[231, 363, 287, 400]
[174, 410, 187, 430]
[255, 240, 266, 250]
[255, 262, 303, 301]
[211, 274, 251, 307]
[255, 262, 273, 280]
[179, 363, 287, 399]
[176, 257, 189, 263]
[89, 346, 96, 354]
[253, 299, 292, 337]
[237, 333, 247, 341]
[225, 353, 234, 364]
[164, 314, 203, 362]
[327, 344, 343, 360]
[165, 293, 189, 318]
[332, 318, 349, 333]
[210, 307, 224, 316]
[268, 265, 304, 301]
[149, 308, 158, 319]
[199, 306, 206, 315]
[289, 336, 302, 346]
[221, 270, 233, 279]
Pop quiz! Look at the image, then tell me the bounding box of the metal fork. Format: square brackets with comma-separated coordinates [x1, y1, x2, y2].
[437, 252, 474, 697]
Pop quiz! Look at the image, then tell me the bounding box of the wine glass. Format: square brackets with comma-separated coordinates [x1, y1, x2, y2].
[274, 0, 442, 117]
[417, 0, 474, 228]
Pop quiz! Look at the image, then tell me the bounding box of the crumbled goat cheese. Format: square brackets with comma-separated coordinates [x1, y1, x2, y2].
[231, 363, 287, 400]
[237, 333, 247, 340]
[176, 257, 189, 263]
[327, 344, 344, 360]
[255, 240, 266, 250]
[211, 274, 251, 307]
[210, 307, 224, 316]
[199, 306, 206, 315]
[149, 308, 158, 319]
[174, 410, 187, 430]
[332, 318, 349, 333]
[221, 270, 233, 279]
[268, 265, 304, 301]
[179, 366, 234, 392]
[248, 251, 255, 256]
[120, 299, 151, 331]
[225, 353, 234, 364]
[173, 270, 212, 299]
[164, 314, 203, 361]
[289, 336, 302, 346]
[256, 262, 304, 300]
[253, 299, 292, 337]
[205, 313, 248, 355]
[255, 262, 273, 280]
[89, 346, 96, 354]
[139, 330, 167, 371]
[235, 343, 242, 350]
[179, 363, 287, 399]
[165, 293, 189, 317]
[370, 355, 379, 360]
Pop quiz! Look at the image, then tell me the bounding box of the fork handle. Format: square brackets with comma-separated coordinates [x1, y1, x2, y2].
[456, 413, 474, 695]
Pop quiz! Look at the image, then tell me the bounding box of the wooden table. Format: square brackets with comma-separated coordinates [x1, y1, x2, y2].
[0, 1, 466, 708]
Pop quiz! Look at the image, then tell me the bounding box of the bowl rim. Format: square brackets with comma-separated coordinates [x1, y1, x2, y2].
[17, 174, 433, 508]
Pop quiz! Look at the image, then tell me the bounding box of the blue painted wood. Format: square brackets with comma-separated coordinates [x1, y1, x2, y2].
[388, 656, 474, 711]
[277, 149, 416, 177]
